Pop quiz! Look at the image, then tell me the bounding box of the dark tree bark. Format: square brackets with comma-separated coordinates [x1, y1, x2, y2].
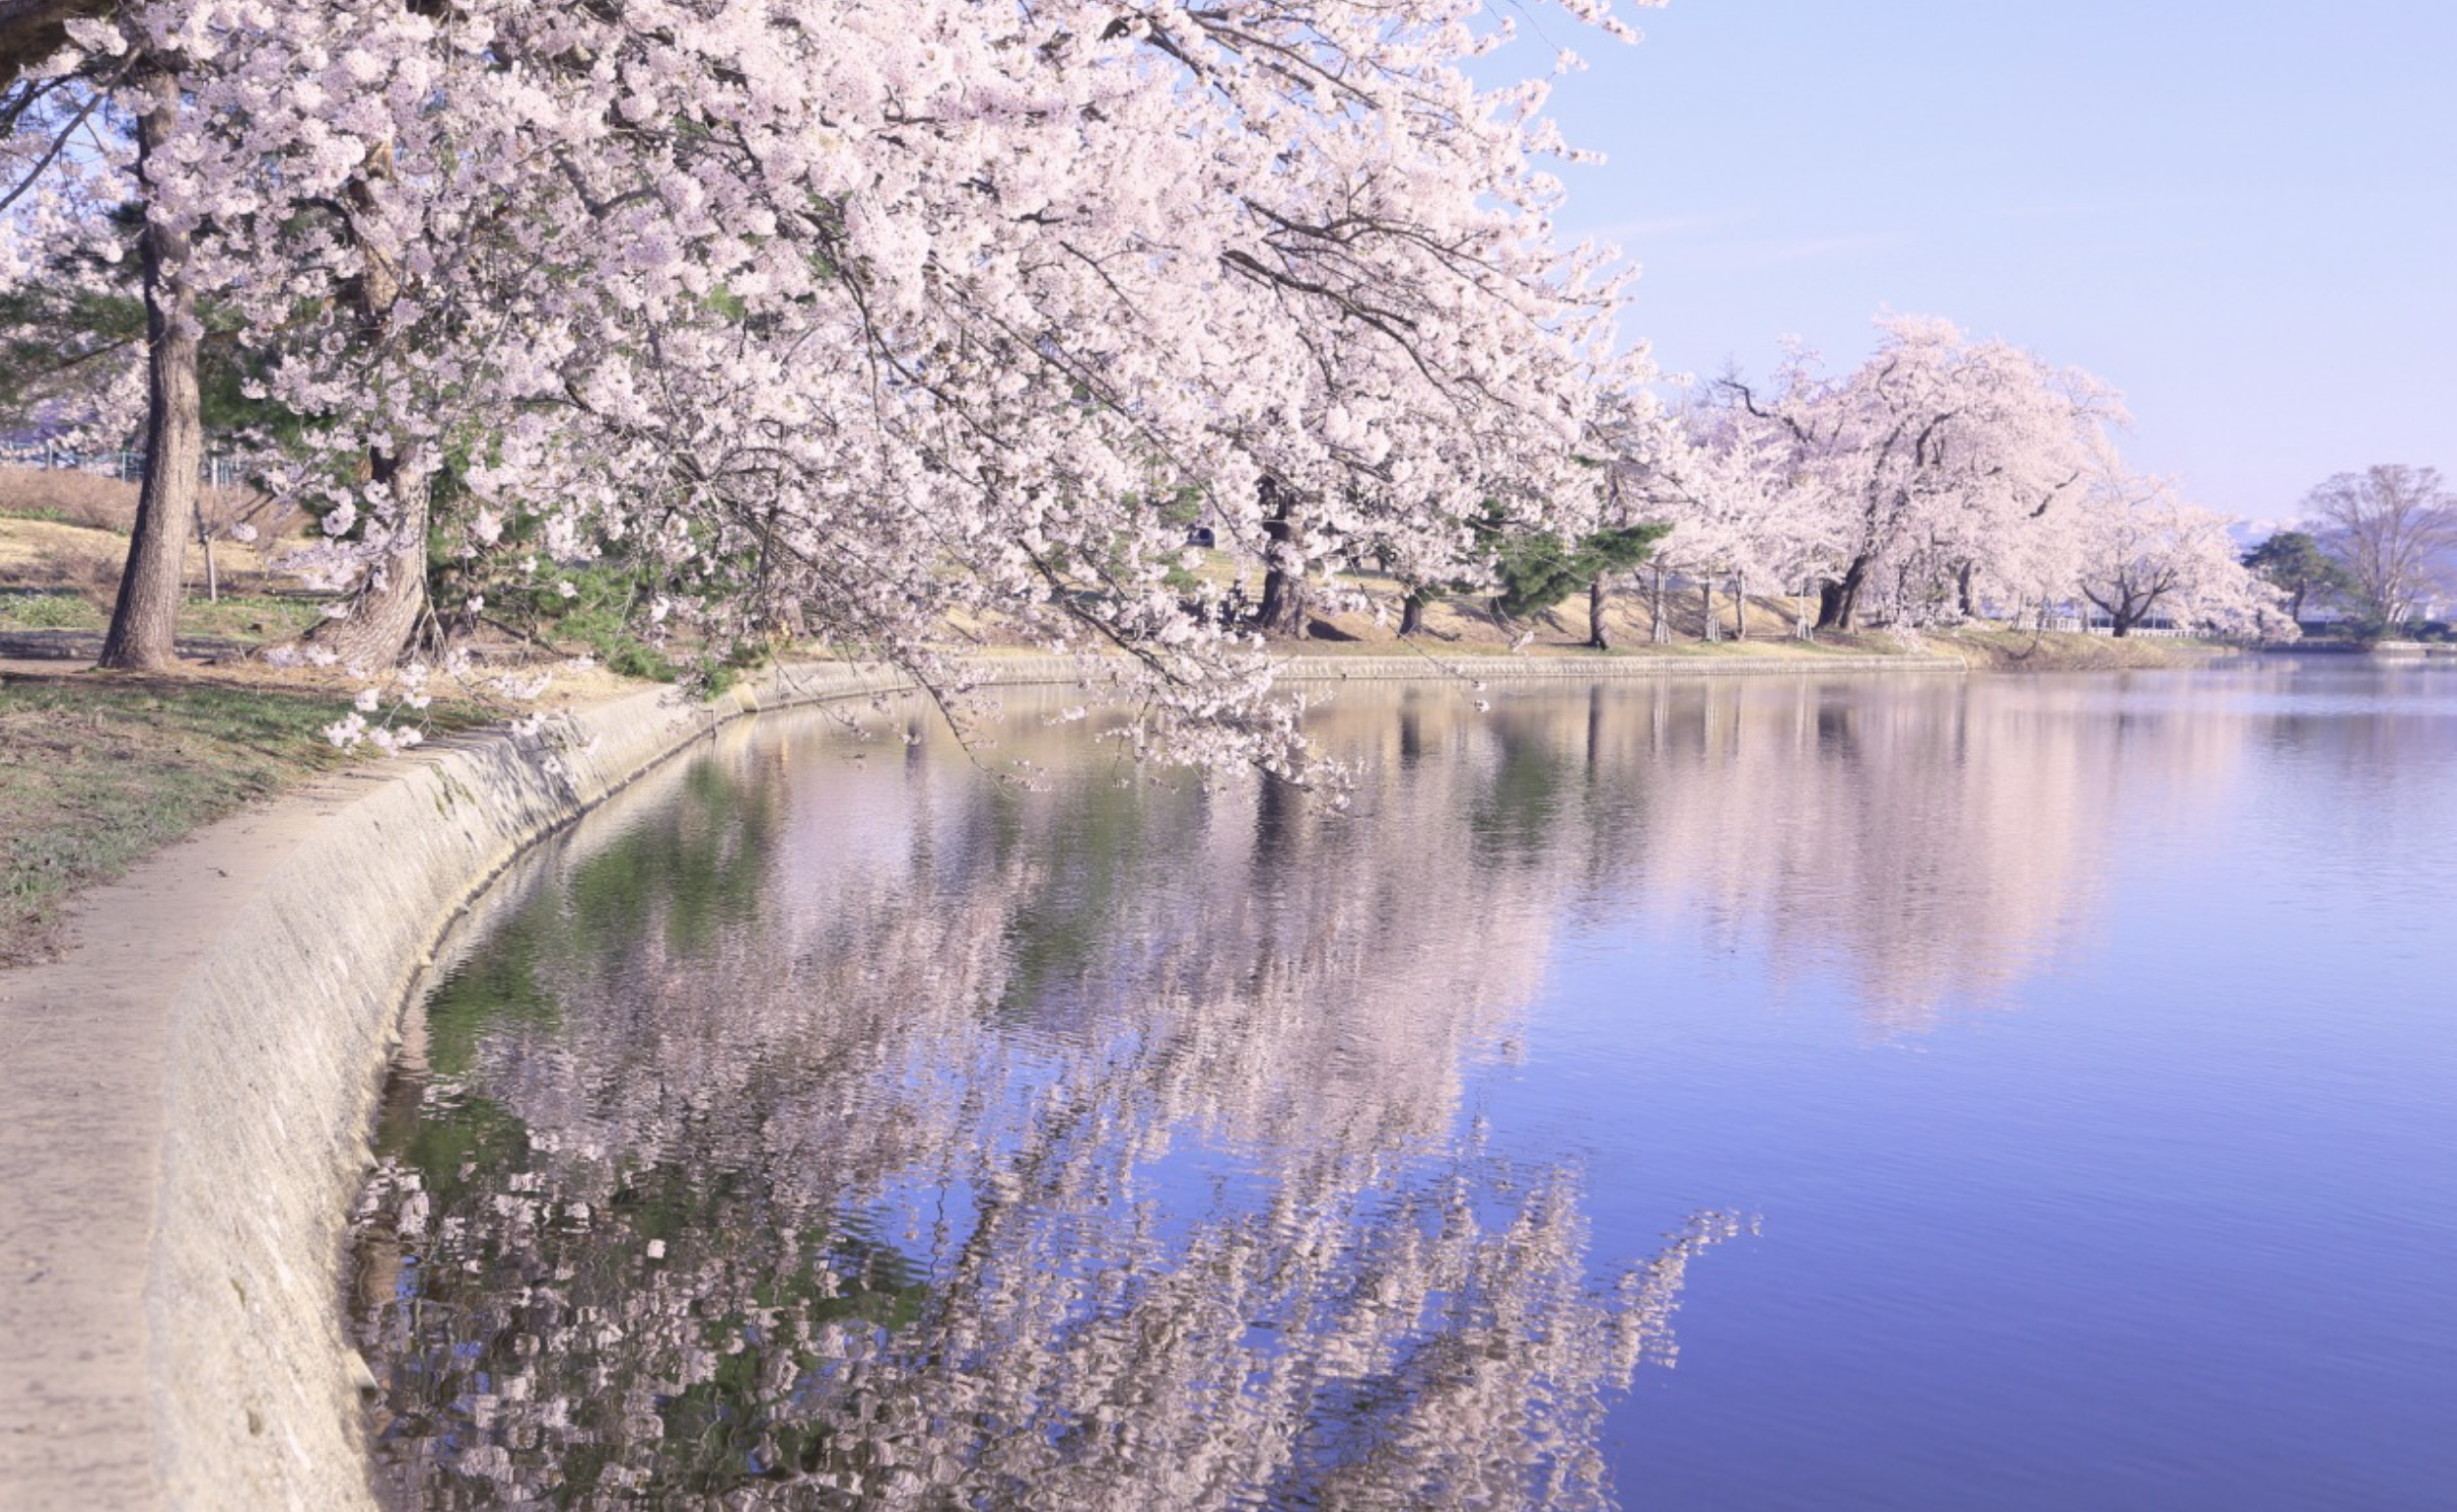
[1650, 566, 1670, 644]
[2081, 579, 2169, 641]
[1816, 554, 1871, 631]
[0, 0, 109, 89]
[99, 64, 201, 673]
[1254, 479, 1308, 638]
[1587, 574, 1610, 650]
[300, 137, 431, 665]
[305, 444, 434, 663]
[1731, 572, 1748, 640]
[1398, 586, 1428, 638]
[1698, 575, 1720, 642]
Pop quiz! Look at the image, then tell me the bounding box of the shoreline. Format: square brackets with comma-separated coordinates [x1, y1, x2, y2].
[0, 643, 2220, 1511]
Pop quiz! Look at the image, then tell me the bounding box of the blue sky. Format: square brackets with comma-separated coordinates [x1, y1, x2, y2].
[1507, 0, 2457, 528]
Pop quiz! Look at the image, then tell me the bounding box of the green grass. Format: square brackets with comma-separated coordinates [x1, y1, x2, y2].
[0, 677, 477, 966]
[173, 593, 328, 641]
[0, 590, 326, 642]
[0, 591, 90, 630]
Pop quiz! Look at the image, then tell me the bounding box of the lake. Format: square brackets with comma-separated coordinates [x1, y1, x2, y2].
[348, 660, 2457, 1510]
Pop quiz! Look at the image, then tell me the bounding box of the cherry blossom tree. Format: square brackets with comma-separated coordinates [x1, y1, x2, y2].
[9, 0, 1661, 767]
[1713, 316, 2118, 631]
[1646, 390, 1846, 641]
[2071, 468, 2280, 638]
[0, 7, 203, 668]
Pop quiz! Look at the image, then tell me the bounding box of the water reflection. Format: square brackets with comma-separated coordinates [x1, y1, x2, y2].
[352, 695, 1742, 1510]
[1588, 663, 2451, 1028]
[1392, 673, 2265, 1031]
[352, 663, 2456, 1508]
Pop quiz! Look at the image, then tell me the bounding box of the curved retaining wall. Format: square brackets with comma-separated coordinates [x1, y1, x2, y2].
[0, 651, 1960, 1510]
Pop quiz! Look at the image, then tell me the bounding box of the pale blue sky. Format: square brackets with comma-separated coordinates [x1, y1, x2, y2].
[1509, 0, 2457, 527]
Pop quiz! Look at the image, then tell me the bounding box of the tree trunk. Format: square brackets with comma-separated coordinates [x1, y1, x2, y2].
[304, 445, 431, 665]
[1816, 555, 1870, 631]
[1254, 479, 1308, 638]
[1398, 588, 1427, 638]
[1956, 562, 1977, 620]
[99, 65, 203, 673]
[300, 136, 430, 666]
[1731, 572, 1747, 640]
[1699, 576, 1720, 642]
[1587, 575, 1610, 651]
[1650, 567, 1670, 644]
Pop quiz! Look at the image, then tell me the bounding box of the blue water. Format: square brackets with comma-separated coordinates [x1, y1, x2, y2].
[354, 660, 2457, 1510]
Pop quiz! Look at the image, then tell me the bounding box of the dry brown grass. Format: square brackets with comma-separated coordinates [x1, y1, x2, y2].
[0, 466, 142, 531]
[0, 466, 304, 554]
[0, 510, 310, 602]
[0, 517, 127, 590]
[1923, 626, 2237, 671]
[31, 540, 121, 611]
[197, 483, 306, 553]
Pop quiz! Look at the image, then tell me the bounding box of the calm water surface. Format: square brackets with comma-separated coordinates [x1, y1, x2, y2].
[351, 661, 2457, 1510]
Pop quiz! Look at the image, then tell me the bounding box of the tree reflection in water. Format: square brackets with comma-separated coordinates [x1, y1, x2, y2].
[352, 691, 1742, 1510]
[354, 669, 2297, 1506]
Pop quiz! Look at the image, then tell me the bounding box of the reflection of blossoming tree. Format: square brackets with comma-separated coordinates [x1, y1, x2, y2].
[352, 695, 1741, 1510]
[1548, 674, 2254, 1029]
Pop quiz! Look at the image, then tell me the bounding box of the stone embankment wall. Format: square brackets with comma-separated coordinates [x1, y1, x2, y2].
[0, 652, 1958, 1510]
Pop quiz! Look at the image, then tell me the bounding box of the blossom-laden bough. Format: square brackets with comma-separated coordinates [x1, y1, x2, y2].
[3, 0, 1662, 777]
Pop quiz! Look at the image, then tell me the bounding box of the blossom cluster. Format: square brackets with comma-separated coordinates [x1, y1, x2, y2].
[6, 0, 1661, 767]
[1647, 315, 2284, 637]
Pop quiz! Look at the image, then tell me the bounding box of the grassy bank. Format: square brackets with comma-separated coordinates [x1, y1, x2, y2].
[0, 674, 500, 966]
[0, 676, 352, 965]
